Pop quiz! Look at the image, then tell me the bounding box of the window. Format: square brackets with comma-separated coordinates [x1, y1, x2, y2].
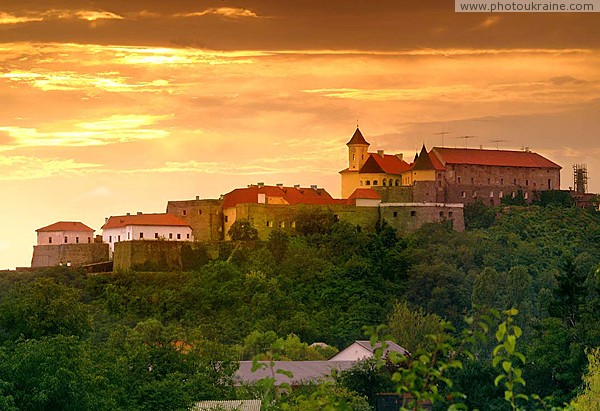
[488, 178, 491, 184]
[490, 191, 494, 198]
[473, 191, 478, 198]
[359, 180, 363, 186]
[118, 235, 120, 241]
[393, 211, 398, 217]
[525, 179, 529, 186]
[458, 177, 462, 183]
[514, 179, 517, 185]
[438, 180, 442, 187]
[373, 180, 378, 186]
[395, 179, 400, 186]
[501, 178, 504, 184]
[87, 237, 91, 243]
[449, 212, 454, 218]
[382, 179, 387, 186]
[155, 233, 159, 239]
[186, 233, 190, 239]
[198, 210, 202, 215]
[76, 237, 79, 244]
[49, 237, 52, 244]
[365, 180, 371, 186]
[128, 232, 130, 240]
[177, 233, 181, 239]
[471, 177, 474, 184]
[279, 222, 285, 228]
[169, 233, 173, 239]
[461, 191, 466, 198]
[139, 232, 144, 239]
[352, 153, 356, 160]
[224, 216, 228, 223]
[291, 221, 296, 228]
[182, 210, 187, 216]
[64, 236, 68, 243]
[439, 211, 444, 217]
[109, 236, 112, 243]
[410, 211, 416, 217]
[524, 192, 529, 199]
[499, 191, 503, 198]
[266, 221, 274, 228]
[548, 179, 552, 189]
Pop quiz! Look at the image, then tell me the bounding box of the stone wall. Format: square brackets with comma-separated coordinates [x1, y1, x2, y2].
[113, 240, 216, 271]
[31, 243, 109, 268]
[166, 199, 223, 242]
[380, 203, 465, 232]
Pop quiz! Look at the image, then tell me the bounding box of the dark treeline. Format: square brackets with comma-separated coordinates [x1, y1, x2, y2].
[1, 203, 600, 410]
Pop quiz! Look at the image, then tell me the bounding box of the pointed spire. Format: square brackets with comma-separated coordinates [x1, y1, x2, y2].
[346, 127, 370, 146]
[412, 144, 435, 170]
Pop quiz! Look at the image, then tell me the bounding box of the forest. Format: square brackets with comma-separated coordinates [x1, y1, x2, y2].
[1, 199, 600, 410]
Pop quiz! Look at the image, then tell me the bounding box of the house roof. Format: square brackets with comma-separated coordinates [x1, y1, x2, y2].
[102, 213, 190, 229]
[354, 340, 410, 357]
[222, 185, 343, 209]
[36, 221, 94, 233]
[346, 127, 369, 146]
[236, 361, 355, 386]
[432, 147, 561, 169]
[359, 153, 411, 175]
[194, 400, 262, 411]
[348, 188, 381, 200]
[411, 145, 446, 171]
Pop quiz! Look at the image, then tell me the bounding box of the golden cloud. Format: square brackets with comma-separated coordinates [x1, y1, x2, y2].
[0, 155, 100, 180]
[176, 7, 259, 19]
[0, 9, 123, 25]
[0, 12, 43, 25]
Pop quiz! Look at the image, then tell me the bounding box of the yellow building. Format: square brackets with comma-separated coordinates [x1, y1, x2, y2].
[340, 128, 412, 198]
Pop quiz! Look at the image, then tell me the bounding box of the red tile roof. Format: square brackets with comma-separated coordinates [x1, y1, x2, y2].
[359, 153, 411, 175]
[348, 188, 381, 200]
[36, 221, 94, 232]
[102, 213, 190, 229]
[432, 147, 561, 169]
[222, 185, 343, 209]
[346, 127, 370, 146]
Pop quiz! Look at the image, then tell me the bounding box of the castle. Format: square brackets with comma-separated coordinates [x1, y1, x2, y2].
[31, 127, 564, 270]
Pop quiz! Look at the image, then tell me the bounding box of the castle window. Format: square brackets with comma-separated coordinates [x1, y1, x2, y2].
[224, 216, 228, 223]
[128, 232, 130, 240]
[177, 233, 181, 239]
[461, 191, 466, 198]
[490, 191, 494, 198]
[279, 221, 285, 228]
[548, 179, 552, 189]
[514, 179, 517, 185]
[410, 211, 417, 217]
[365, 180, 371, 186]
[187, 233, 190, 239]
[291, 221, 296, 228]
[88, 237, 91, 243]
[395, 179, 400, 186]
[64, 236, 68, 243]
[501, 178, 504, 184]
[109, 236, 112, 243]
[373, 180, 378, 186]
[449, 211, 454, 218]
[524, 192, 529, 199]
[169, 233, 173, 239]
[198, 210, 202, 215]
[393, 211, 398, 217]
[352, 154, 356, 160]
[118, 235, 120, 241]
[458, 177, 462, 183]
[488, 178, 491, 184]
[182, 210, 187, 216]
[49, 237, 52, 244]
[499, 191, 503, 198]
[438, 180, 442, 187]
[76, 237, 79, 244]
[382, 179, 387, 186]
[473, 191, 478, 198]
[525, 179, 529, 186]
[471, 178, 474, 184]
[439, 211, 444, 217]
[155, 233, 159, 239]
[140, 232, 144, 239]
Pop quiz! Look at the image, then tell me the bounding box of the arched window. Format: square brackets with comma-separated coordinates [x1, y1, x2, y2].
[395, 179, 400, 186]
[373, 180, 378, 186]
[359, 180, 363, 186]
[382, 179, 387, 186]
[365, 180, 371, 186]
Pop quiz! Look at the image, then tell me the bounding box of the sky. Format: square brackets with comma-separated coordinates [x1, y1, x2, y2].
[1, 1, 599, 269]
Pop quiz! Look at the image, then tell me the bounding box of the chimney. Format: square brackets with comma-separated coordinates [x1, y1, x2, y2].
[196, 195, 200, 200]
[395, 153, 403, 161]
[257, 182, 264, 187]
[137, 212, 142, 215]
[294, 184, 300, 189]
[104, 217, 108, 224]
[377, 149, 385, 157]
[126, 213, 130, 216]
[276, 183, 283, 187]
[310, 184, 317, 189]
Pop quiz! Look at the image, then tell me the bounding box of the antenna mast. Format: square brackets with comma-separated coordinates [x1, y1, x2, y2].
[434, 131, 452, 147]
[457, 135, 476, 149]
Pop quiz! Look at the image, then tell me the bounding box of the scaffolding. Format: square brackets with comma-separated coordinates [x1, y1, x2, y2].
[573, 164, 588, 194]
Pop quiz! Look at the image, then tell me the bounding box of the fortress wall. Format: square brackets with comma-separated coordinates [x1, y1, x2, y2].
[166, 199, 223, 242]
[31, 243, 109, 268]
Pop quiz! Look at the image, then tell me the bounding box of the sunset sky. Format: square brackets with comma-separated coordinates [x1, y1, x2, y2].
[1, 1, 599, 269]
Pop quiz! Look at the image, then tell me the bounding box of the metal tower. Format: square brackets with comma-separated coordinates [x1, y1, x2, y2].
[573, 164, 588, 194]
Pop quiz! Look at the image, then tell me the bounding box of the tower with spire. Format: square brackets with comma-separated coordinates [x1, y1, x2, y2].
[346, 127, 370, 171]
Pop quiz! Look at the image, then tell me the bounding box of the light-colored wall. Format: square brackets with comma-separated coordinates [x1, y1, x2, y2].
[31, 243, 109, 268]
[329, 343, 373, 361]
[37, 230, 93, 246]
[103, 225, 193, 258]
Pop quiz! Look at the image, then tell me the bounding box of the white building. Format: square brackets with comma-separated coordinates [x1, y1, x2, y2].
[328, 340, 409, 361]
[35, 221, 95, 245]
[102, 213, 193, 257]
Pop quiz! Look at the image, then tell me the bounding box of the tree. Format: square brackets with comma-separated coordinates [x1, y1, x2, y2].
[572, 348, 600, 410]
[294, 207, 338, 236]
[386, 302, 443, 354]
[228, 220, 258, 241]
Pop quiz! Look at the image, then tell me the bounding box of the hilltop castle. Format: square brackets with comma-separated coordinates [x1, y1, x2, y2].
[31, 127, 563, 270]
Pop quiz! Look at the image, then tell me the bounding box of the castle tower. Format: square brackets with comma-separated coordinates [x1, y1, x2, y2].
[347, 127, 370, 171]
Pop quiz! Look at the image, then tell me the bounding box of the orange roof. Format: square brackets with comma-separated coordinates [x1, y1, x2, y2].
[346, 127, 370, 146]
[36, 221, 94, 232]
[102, 213, 190, 229]
[222, 185, 343, 209]
[348, 188, 381, 200]
[432, 147, 561, 169]
[359, 153, 411, 175]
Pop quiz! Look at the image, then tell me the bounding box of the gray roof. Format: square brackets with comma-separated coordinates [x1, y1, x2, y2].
[354, 340, 410, 357]
[193, 400, 261, 411]
[236, 361, 355, 385]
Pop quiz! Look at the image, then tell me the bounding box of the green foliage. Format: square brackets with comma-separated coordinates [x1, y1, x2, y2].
[464, 200, 496, 229]
[502, 190, 527, 206]
[294, 206, 338, 236]
[572, 348, 600, 410]
[539, 190, 575, 207]
[336, 358, 395, 407]
[228, 219, 258, 241]
[387, 302, 443, 353]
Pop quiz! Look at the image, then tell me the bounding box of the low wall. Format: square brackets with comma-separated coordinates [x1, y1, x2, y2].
[31, 243, 109, 268]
